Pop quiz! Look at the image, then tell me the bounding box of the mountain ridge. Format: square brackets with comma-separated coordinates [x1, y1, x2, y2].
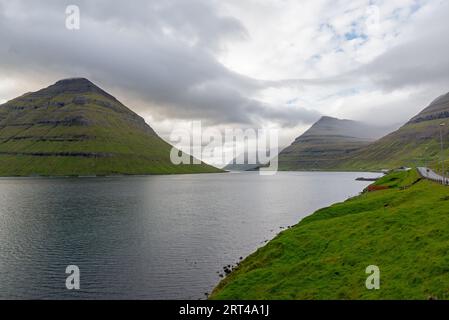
[0, 78, 221, 176]
[277, 116, 393, 171]
[336, 91, 449, 170]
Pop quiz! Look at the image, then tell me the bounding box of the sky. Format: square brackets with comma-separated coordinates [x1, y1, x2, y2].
[1, 0, 449, 165]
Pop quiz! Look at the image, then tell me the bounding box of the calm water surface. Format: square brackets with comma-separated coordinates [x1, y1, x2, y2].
[0, 171, 379, 299]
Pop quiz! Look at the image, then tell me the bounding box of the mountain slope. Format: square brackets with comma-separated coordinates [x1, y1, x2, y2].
[0, 78, 221, 176]
[223, 161, 262, 171]
[277, 116, 391, 171]
[211, 170, 449, 299]
[338, 92, 449, 171]
[223, 149, 274, 171]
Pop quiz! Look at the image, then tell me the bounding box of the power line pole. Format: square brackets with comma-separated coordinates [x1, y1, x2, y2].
[440, 122, 446, 185]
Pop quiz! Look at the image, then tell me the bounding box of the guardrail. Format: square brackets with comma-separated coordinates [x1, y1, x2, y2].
[417, 167, 449, 186]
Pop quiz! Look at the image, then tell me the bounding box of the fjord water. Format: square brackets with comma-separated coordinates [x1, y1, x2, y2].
[0, 171, 378, 299]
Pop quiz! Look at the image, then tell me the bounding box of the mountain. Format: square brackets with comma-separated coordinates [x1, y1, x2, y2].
[223, 160, 262, 172]
[223, 149, 275, 171]
[0, 78, 221, 176]
[337, 92, 449, 171]
[277, 116, 392, 170]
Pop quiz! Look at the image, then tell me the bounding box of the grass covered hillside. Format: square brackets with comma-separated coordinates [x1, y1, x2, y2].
[211, 169, 449, 299]
[337, 92, 449, 171]
[0, 78, 221, 176]
[277, 116, 392, 171]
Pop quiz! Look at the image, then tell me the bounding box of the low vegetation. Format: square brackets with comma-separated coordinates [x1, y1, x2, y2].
[0, 79, 221, 176]
[211, 169, 449, 299]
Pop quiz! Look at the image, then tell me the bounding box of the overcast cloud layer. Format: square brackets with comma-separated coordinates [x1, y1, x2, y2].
[1, 0, 449, 155]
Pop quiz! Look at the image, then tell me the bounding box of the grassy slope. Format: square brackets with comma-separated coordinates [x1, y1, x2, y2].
[211, 169, 449, 299]
[276, 116, 380, 172]
[0, 86, 221, 176]
[334, 119, 449, 171]
[277, 136, 370, 171]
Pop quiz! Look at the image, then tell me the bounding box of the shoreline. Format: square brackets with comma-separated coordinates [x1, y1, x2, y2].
[0, 169, 381, 179]
[209, 171, 378, 298]
[209, 169, 447, 299]
[0, 170, 227, 179]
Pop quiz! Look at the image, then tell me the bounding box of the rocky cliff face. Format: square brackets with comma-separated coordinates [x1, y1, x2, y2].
[408, 93, 449, 124]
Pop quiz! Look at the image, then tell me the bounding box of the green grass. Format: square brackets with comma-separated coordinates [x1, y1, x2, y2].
[210, 169, 449, 300]
[277, 117, 449, 172]
[277, 137, 371, 171]
[0, 154, 220, 176]
[335, 119, 449, 171]
[0, 80, 222, 176]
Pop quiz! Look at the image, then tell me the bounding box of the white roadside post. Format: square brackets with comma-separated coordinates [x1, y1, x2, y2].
[440, 123, 446, 185]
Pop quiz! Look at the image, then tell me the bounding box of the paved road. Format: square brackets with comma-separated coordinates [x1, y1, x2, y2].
[417, 167, 449, 185]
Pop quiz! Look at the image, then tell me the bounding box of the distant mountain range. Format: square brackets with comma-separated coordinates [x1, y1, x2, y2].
[0, 78, 221, 176]
[2, 78, 448, 175]
[223, 160, 262, 172]
[277, 116, 394, 171]
[337, 92, 449, 170]
[223, 149, 277, 171]
[276, 92, 449, 171]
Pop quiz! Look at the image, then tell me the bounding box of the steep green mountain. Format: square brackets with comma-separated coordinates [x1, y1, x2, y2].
[0, 78, 221, 176]
[338, 92, 449, 171]
[277, 116, 392, 171]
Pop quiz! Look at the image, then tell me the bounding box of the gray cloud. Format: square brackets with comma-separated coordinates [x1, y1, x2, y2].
[362, 38, 449, 91]
[357, 2, 449, 92]
[0, 0, 318, 128]
[3, 0, 448, 132]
